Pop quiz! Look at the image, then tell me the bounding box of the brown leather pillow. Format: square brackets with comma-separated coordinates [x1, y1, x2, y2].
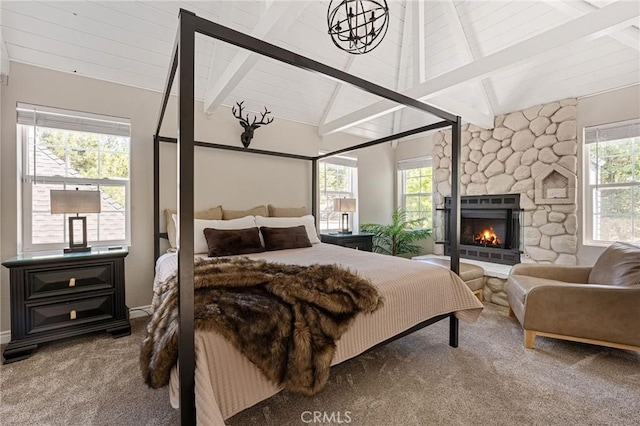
[260, 225, 312, 251]
[203, 227, 265, 257]
[588, 242, 640, 286]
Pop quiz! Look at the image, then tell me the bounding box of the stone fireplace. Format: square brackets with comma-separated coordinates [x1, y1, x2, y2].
[444, 194, 521, 265]
[431, 98, 579, 305]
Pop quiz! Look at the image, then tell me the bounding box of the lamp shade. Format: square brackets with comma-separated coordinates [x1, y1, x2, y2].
[50, 190, 101, 214]
[333, 198, 357, 213]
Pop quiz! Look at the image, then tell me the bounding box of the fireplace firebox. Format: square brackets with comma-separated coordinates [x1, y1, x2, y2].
[443, 194, 522, 265]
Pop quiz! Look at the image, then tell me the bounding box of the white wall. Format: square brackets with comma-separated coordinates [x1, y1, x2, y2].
[357, 143, 395, 225]
[393, 134, 437, 254]
[576, 84, 640, 265]
[1, 62, 394, 333]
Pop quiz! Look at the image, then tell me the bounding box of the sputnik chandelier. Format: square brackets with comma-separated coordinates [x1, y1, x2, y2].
[327, 0, 390, 55]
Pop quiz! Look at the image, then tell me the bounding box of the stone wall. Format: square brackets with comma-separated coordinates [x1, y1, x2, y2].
[432, 99, 579, 305]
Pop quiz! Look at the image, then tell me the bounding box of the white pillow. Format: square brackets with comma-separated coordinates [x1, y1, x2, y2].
[172, 214, 257, 253]
[254, 215, 320, 244]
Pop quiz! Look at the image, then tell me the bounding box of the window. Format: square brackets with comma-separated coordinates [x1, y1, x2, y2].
[318, 155, 358, 231]
[17, 103, 131, 251]
[398, 157, 433, 229]
[584, 119, 640, 245]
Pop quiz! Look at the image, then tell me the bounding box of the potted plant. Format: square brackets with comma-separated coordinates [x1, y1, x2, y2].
[360, 208, 432, 256]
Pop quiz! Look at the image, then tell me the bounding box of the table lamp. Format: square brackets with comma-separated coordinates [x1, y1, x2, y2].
[50, 189, 101, 253]
[333, 197, 356, 234]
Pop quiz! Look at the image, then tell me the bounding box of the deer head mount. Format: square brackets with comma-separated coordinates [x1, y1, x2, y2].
[231, 101, 274, 148]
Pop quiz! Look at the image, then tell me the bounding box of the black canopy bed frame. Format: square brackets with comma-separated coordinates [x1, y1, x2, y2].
[153, 9, 464, 425]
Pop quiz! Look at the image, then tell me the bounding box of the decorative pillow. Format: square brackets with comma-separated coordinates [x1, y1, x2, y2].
[267, 204, 307, 218]
[260, 226, 312, 251]
[165, 206, 222, 248]
[204, 227, 265, 257]
[172, 215, 256, 253]
[254, 215, 320, 244]
[222, 205, 268, 220]
[588, 242, 640, 286]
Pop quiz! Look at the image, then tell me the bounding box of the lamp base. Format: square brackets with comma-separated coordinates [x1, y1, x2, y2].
[337, 231, 353, 235]
[64, 246, 92, 254]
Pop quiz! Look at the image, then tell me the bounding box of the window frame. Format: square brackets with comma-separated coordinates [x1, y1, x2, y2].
[18, 105, 131, 252]
[583, 119, 640, 246]
[398, 157, 433, 230]
[318, 155, 358, 232]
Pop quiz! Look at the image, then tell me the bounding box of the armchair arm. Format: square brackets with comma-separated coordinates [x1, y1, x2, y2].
[510, 264, 592, 283]
[524, 285, 640, 347]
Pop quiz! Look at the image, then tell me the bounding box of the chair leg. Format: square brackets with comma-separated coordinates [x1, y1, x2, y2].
[524, 330, 536, 349]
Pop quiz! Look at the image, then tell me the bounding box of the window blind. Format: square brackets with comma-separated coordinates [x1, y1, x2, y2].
[17, 103, 131, 137]
[397, 156, 432, 171]
[584, 119, 640, 144]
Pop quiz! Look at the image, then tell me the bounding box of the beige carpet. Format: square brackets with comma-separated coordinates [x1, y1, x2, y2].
[1, 304, 638, 425]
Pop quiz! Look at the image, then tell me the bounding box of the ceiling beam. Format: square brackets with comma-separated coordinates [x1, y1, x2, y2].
[203, 2, 306, 113]
[318, 0, 639, 136]
[547, 0, 640, 51]
[204, 5, 233, 114]
[439, 0, 494, 122]
[392, 0, 413, 149]
[412, 0, 425, 87]
[318, 56, 355, 129]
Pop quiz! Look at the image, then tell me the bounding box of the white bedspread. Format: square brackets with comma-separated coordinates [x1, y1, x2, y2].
[153, 244, 483, 425]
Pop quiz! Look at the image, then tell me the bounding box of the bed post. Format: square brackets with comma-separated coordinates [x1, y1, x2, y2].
[153, 134, 160, 265]
[312, 159, 318, 224]
[449, 314, 459, 348]
[177, 9, 196, 426]
[450, 117, 462, 275]
[449, 116, 462, 348]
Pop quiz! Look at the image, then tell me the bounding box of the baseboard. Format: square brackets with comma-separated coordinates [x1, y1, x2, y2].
[0, 330, 10, 345]
[129, 304, 153, 320]
[0, 305, 153, 344]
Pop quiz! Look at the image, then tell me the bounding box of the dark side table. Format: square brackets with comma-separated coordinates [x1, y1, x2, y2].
[2, 248, 131, 363]
[320, 232, 374, 252]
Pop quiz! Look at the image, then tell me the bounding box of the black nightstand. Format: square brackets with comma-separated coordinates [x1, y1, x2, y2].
[320, 232, 374, 252]
[2, 248, 131, 363]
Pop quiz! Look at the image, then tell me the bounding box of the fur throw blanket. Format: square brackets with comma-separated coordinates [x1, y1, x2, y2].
[141, 257, 382, 395]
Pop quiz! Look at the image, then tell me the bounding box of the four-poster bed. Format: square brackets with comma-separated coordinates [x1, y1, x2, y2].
[153, 9, 467, 425]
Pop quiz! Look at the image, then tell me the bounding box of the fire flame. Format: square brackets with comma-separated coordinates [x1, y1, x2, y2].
[474, 227, 501, 246]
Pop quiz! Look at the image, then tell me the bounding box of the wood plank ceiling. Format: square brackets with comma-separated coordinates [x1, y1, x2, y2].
[1, 0, 639, 140]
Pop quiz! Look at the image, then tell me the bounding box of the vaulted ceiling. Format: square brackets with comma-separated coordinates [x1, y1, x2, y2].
[1, 1, 639, 140]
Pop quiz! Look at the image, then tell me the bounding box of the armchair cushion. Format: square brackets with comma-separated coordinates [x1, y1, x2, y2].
[588, 242, 640, 286]
[507, 275, 578, 305]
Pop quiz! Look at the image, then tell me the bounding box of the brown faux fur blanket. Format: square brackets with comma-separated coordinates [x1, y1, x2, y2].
[141, 257, 382, 395]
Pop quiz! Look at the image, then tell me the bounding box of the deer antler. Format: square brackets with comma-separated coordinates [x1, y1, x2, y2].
[253, 106, 274, 127]
[231, 101, 249, 126]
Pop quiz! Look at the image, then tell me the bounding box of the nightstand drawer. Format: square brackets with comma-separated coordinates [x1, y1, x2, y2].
[26, 264, 113, 299]
[320, 233, 374, 252]
[27, 294, 114, 335]
[342, 240, 370, 251]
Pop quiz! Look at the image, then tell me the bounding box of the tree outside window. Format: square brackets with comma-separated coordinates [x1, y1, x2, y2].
[18, 104, 130, 251]
[585, 123, 640, 244]
[318, 157, 357, 231]
[399, 158, 433, 229]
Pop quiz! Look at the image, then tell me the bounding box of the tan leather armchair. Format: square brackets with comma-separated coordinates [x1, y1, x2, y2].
[507, 242, 640, 351]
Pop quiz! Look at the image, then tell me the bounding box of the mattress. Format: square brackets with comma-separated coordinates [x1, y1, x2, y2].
[153, 243, 483, 425]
